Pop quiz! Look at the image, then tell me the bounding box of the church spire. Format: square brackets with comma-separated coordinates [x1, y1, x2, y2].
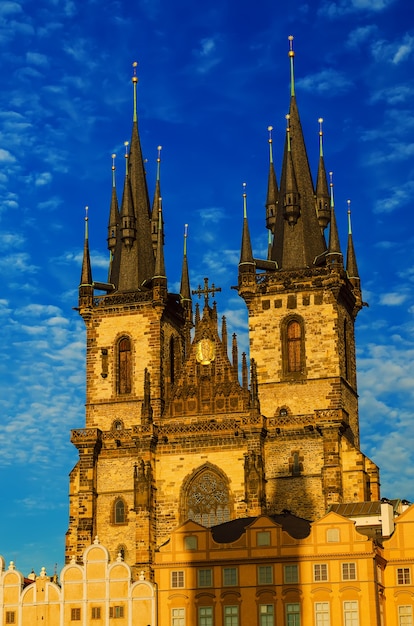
[265, 125, 278, 233]
[151, 146, 162, 253]
[346, 200, 360, 286]
[109, 62, 155, 292]
[327, 171, 343, 267]
[239, 183, 255, 268]
[79, 206, 93, 309]
[270, 36, 326, 269]
[315, 118, 330, 233]
[107, 154, 119, 283]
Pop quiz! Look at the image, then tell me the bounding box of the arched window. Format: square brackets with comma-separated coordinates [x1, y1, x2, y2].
[184, 468, 231, 527]
[282, 316, 306, 379]
[118, 337, 131, 394]
[114, 498, 126, 524]
[287, 320, 302, 372]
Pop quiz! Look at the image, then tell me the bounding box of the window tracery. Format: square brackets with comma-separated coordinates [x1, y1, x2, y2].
[185, 468, 230, 527]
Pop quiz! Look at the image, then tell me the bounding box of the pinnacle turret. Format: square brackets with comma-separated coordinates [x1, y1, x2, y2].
[315, 118, 330, 233]
[79, 207, 93, 309]
[346, 201, 361, 293]
[151, 146, 162, 254]
[327, 172, 343, 268]
[265, 126, 278, 233]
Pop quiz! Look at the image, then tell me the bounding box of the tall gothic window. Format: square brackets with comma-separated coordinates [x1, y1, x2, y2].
[282, 316, 305, 378]
[118, 337, 132, 394]
[170, 336, 176, 385]
[184, 468, 231, 527]
[287, 320, 301, 372]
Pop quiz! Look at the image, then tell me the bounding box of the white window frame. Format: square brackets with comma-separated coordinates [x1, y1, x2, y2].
[398, 605, 413, 626]
[224, 605, 239, 626]
[397, 568, 411, 585]
[259, 604, 274, 626]
[342, 562, 357, 580]
[171, 570, 185, 588]
[343, 600, 359, 626]
[313, 563, 328, 582]
[315, 601, 330, 626]
[172, 607, 185, 626]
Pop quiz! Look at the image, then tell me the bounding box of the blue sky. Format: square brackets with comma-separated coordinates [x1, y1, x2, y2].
[0, 0, 413, 576]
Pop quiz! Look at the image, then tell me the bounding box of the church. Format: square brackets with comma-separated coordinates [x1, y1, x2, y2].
[1, 39, 414, 626]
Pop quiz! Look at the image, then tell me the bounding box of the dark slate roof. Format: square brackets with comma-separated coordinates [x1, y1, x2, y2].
[328, 500, 401, 518]
[211, 511, 311, 544]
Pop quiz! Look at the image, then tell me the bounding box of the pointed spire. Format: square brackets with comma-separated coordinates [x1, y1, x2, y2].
[242, 352, 248, 390]
[265, 125, 278, 232]
[154, 198, 166, 279]
[79, 206, 93, 310]
[120, 141, 136, 250]
[315, 118, 330, 232]
[180, 224, 191, 302]
[151, 145, 162, 253]
[282, 114, 301, 226]
[271, 39, 327, 269]
[107, 154, 120, 283]
[327, 172, 343, 267]
[346, 200, 360, 284]
[221, 315, 228, 356]
[80, 206, 92, 286]
[239, 183, 255, 267]
[232, 333, 238, 376]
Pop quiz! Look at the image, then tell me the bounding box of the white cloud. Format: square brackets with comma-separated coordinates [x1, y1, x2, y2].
[379, 292, 409, 306]
[0, 148, 16, 163]
[297, 68, 352, 94]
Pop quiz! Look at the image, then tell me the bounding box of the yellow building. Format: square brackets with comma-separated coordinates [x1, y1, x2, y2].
[2, 505, 414, 625]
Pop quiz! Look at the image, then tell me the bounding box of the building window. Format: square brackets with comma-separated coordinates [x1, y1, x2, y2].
[223, 567, 238, 586]
[258, 565, 273, 584]
[185, 468, 230, 527]
[171, 570, 185, 588]
[172, 608, 185, 626]
[257, 531, 271, 546]
[286, 603, 300, 626]
[71, 608, 81, 621]
[342, 562, 357, 580]
[284, 564, 299, 583]
[91, 607, 101, 619]
[118, 336, 132, 394]
[5, 613, 16, 625]
[398, 568, 411, 585]
[326, 528, 339, 542]
[398, 606, 413, 626]
[198, 568, 213, 587]
[315, 602, 330, 626]
[109, 606, 124, 618]
[287, 320, 302, 372]
[343, 601, 359, 626]
[184, 535, 197, 550]
[260, 604, 274, 626]
[114, 498, 126, 524]
[199, 606, 213, 626]
[314, 563, 328, 582]
[224, 605, 239, 626]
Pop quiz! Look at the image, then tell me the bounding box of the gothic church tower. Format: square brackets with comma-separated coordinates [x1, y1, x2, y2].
[67, 46, 379, 578]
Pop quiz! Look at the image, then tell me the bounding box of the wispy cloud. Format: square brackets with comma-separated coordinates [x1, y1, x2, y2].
[297, 68, 353, 94]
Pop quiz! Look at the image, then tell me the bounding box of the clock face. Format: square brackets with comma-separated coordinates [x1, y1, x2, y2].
[195, 338, 215, 365]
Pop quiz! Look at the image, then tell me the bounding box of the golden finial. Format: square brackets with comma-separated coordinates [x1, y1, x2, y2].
[267, 125, 274, 164]
[288, 36, 295, 97]
[132, 61, 138, 83]
[157, 145, 162, 162]
[124, 141, 129, 175]
[156, 146, 162, 181]
[85, 205, 89, 221]
[286, 114, 291, 151]
[111, 154, 116, 187]
[318, 118, 324, 157]
[347, 199, 352, 234]
[242, 182, 247, 219]
[329, 171, 334, 207]
[111, 153, 116, 170]
[84, 205, 89, 239]
[183, 224, 188, 255]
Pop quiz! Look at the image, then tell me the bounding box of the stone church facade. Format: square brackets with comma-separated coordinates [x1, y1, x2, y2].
[65, 41, 380, 583]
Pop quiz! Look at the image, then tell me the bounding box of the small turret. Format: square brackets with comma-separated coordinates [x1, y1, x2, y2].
[346, 200, 361, 303]
[238, 183, 256, 294]
[265, 126, 278, 233]
[120, 142, 136, 250]
[315, 118, 330, 233]
[151, 146, 162, 254]
[326, 171, 343, 268]
[282, 114, 301, 226]
[153, 198, 167, 303]
[107, 153, 119, 253]
[79, 206, 93, 310]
